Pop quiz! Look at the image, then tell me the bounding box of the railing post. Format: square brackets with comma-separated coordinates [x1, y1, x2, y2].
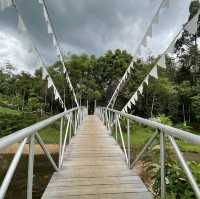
[160, 130, 165, 199]
[69, 116, 72, 141]
[59, 117, 63, 168]
[115, 116, 118, 142]
[27, 134, 35, 199]
[127, 118, 131, 168]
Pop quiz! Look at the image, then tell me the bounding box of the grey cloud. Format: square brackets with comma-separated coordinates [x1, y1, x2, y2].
[0, 0, 191, 72]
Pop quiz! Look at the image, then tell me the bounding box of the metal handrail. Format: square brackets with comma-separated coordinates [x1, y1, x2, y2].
[0, 106, 88, 199]
[95, 107, 200, 199]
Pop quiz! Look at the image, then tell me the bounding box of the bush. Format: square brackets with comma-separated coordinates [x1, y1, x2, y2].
[0, 113, 39, 137]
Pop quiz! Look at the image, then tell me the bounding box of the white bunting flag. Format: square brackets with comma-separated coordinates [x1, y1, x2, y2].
[144, 75, 149, 85]
[127, 67, 131, 74]
[56, 46, 60, 56]
[130, 96, 135, 105]
[162, 0, 170, 9]
[130, 61, 134, 69]
[146, 25, 152, 38]
[43, 6, 48, 22]
[127, 101, 132, 109]
[131, 99, 136, 106]
[133, 93, 138, 101]
[52, 35, 57, 47]
[63, 66, 66, 74]
[47, 77, 53, 88]
[124, 106, 128, 113]
[54, 89, 59, 100]
[42, 68, 48, 80]
[138, 84, 143, 95]
[17, 15, 27, 32]
[0, 0, 13, 11]
[184, 11, 200, 35]
[157, 55, 166, 69]
[149, 66, 158, 79]
[141, 37, 148, 47]
[166, 36, 177, 53]
[124, 72, 128, 80]
[47, 21, 53, 34]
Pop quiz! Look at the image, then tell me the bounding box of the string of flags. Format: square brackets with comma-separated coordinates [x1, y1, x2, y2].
[37, 0, 79, 107]
[42, 67, 66, 109]
[107, 0, 171, 108]
[0, 0, 14, 11]
[2, 0, 67, 110]
[121, 9, 200, 113]
[135, 0, 170, 57]
[107, 60, 134, 108]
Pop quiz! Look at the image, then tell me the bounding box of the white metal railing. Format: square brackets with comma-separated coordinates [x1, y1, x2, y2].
[95, 107, 200, 199]
[0, 106, 87, 199]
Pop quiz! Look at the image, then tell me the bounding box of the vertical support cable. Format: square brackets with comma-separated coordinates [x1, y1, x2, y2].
[117, 118, 129, 164]
[127, 118, 131, 168]
[27, 134, 35, 199]
[160, 130, 165, 199]
[59, 117, 63, 168]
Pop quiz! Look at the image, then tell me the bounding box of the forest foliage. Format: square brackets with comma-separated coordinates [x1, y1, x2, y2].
[0, 1, 200, 137]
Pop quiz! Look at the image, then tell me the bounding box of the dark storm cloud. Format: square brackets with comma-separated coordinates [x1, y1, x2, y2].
[0, 0, 191, 72]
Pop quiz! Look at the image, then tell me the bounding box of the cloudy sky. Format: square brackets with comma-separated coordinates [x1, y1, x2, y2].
[0, 0, 191, 73]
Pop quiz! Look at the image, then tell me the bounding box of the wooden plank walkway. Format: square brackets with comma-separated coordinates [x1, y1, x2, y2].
[42, 115, 153, 199]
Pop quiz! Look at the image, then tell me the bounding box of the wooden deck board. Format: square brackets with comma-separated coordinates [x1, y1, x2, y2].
[42, 115, 153, 199]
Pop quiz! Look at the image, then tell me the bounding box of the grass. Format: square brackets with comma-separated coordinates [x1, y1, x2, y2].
[112, 122, 200, 155]
[38, 125, 60, 144]
[177, 140, 200, 153]
[0, 106, 20, 115]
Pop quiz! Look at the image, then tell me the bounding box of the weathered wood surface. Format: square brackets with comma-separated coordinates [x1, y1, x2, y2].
[42, 115, 153, 199]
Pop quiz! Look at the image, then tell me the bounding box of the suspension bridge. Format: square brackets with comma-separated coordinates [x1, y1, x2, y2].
[0, 0, 200, 198]
[0, 106, 200, 199]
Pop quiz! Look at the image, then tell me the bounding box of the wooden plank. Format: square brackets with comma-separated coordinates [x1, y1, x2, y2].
[42, 115, 153, 199]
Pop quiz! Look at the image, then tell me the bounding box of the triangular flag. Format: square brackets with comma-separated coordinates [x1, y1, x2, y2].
[133, 93, 138, 101]
[138, 84, 143, 95]
[42, 68, 48, 80]
[54, 89, 59, 100]
[130, 61, 134, 69]
[124, 72, 128, 80]
[56, 46, 60, 56]
[144, 75, 149, 85]
[166, 36, 177, 54]
[43, 6, 48, 22]
[149, 66, 158, 79]
[17, 15, 27, 32]
[63, 66, 66, 74]
[162, 0, 170, 9]
[52, 35, 57, 47]
[146, 25, 152, 38]
[0, 0, 13, 11]
[131, 99, 136, 106]
[157, 55, 166, 69]
[47, 77, 53, 88]
[47, 21, 53, 34]
[130, 96, 135, 105]
[124, 106, 128, 113]
[184, 11, 200, 35]
[127, 101, 132, 109]
[141, 36, 148, 47]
